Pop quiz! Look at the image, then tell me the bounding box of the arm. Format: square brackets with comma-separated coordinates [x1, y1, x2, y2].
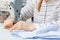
[18, 0, 36, 21]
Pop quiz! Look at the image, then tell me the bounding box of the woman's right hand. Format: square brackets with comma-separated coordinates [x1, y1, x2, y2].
[9, 21, 36, 32]
[4, 19, 14, 28]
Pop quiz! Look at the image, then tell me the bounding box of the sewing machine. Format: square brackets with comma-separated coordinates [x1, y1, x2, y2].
[9, 0, 22, 22]
[0, 0, 27, 23]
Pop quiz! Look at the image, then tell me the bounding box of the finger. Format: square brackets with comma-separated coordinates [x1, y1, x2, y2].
[9, 27, 16, 32]
[4, 23, 13, 28]
[9, 29, 14, 32]
[15, 27, 21, 30]
[4, 22, 8, 26]
[9, 25, 18, 32]
[9, 25, 17, 30]
[8, 24, 12, 28]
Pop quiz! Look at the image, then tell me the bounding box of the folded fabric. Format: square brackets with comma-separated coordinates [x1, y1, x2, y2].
[11, 22, 60, 39]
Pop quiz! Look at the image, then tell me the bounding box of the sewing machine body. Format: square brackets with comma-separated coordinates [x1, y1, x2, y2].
[0, 0, 26, 22]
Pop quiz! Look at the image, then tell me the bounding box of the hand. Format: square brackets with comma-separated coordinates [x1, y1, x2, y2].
[4, 19, 14, 28]
[9, 21, 36, 32]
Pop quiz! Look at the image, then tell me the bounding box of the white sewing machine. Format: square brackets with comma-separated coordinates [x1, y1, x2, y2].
[0, 0, 27, 23]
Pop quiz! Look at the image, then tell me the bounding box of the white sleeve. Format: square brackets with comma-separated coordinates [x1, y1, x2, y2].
[18, 0, 36, 21]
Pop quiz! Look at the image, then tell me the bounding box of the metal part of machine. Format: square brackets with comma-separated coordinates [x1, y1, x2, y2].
[8, 0, 27, 23]
[13, 0, 22, 22]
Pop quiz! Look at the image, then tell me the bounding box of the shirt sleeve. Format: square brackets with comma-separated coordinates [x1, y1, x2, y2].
[18, 0, 36, 21]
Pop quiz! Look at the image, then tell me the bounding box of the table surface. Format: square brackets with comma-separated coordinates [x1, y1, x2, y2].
[0, 23, 25, 40]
